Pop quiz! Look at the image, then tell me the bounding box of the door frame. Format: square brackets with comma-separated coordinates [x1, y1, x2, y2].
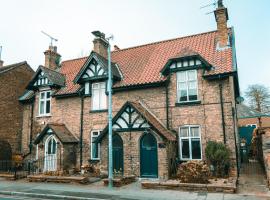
[44, 135, 58, 172]
[140, 132, 158, 178]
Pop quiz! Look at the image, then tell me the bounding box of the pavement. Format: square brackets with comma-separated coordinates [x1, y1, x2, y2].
[0, 178, 270, 200]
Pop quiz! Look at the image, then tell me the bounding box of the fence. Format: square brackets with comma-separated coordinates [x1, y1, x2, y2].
[0, 157, 63, 180]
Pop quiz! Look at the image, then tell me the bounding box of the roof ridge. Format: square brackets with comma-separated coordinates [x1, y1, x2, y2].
[111, 29, 219, 54]
[40, 65, 64, 75]
[0, 61, 28, 74]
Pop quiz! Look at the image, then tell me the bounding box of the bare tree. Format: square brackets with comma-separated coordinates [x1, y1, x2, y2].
[245, 84, 270, 113]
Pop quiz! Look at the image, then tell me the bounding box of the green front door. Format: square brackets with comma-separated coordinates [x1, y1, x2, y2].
[140, 133, 158, 178]
[113, 134, 123, 174]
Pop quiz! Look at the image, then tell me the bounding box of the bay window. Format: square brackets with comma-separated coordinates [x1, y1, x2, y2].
[179, 126, 202, 160]
[177, 70, 198, 102]
[39, 91, 51, 116]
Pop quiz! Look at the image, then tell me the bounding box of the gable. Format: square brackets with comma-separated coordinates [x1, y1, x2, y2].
[26, 66, 65, 90]
[74, 51, 121, 84]
[161, 48, 212, 75]
[112, 104, 150, 131]
[80, 57, 107, 81]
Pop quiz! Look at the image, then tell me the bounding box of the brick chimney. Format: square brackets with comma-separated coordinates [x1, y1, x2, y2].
[0, 60, 3, 67]
[44, 46, 61, 70]
[92, 32, 108, 58]
[214, 0, 229, 48]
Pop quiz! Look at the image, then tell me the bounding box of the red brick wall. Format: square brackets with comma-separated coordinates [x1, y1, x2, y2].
[238, 117, 270, 128]
[21, 68, 238, 176]
[0, 64, 33, 155]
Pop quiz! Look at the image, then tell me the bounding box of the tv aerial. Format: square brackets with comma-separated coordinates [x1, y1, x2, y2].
[41, 31, 58, 46]
[200, 0, 224, 15]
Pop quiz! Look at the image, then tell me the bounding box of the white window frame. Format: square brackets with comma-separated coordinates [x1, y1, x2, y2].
[246, 124, 257, 128]
[179, 125, 202, 161]
[90, 130, 101, 160]
[36, 144, 39, 160]
[39, 91, 51, 116]
[91, 82, 107, 111]
[177, 70, 199, 103]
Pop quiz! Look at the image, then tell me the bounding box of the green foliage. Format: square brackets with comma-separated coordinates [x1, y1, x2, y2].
[177, 161, 210, 184]
[205, 141, 230, 177]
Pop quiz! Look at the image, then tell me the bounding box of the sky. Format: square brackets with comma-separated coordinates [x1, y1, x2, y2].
[0, 0, 269, 94]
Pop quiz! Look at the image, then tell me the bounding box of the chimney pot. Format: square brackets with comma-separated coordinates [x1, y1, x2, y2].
[114, 45, 120, 51]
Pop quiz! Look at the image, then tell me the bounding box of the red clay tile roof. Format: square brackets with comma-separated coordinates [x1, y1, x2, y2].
[55, 29, 233, 95]
[130, 101, 176, 141]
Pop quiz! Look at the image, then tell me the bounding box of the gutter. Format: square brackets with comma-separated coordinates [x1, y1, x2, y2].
[165, 76, 170, 129]
[79, 91, 84, 169]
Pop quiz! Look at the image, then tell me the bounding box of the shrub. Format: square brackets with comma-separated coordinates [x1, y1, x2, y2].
[177, 161, 210, 184]
[205, 141, 230, 177]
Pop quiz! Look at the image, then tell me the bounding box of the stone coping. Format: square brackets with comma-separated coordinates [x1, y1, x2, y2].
[141, 178, 237, 193]
[27, 175, 91, 184]
[103, 175, 136, 187]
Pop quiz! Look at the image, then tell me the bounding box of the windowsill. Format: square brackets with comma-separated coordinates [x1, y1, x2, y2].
[90, 109, 108, 113]
[36, 114, 52, 118]
[175, 100, 201, 106]
[88, 159, 100, 163]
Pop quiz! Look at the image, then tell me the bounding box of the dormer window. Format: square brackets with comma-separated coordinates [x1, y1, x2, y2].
[39, 91, 51, 116]
[177, 70, 198, 102]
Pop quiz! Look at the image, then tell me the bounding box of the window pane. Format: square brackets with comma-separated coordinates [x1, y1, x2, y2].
[92, 142, 99, 159]
[100, 87, 107, 109]
[188, 81, 197, 101]
[46, 100, 50, 114]
[40, 101, 44, 114]
[183, 60, 188, 67]
[179, 89, 187, 102]
[40, 92, 45, 99]
[48, 140, 52, 154]
[190, 127, 200, 137]
[181, 139, 190, 159]
[52, 139, 56, 154]
[177, 72, 186, 82]
[100, 82, 106, 89]
[180, 127, 189, 137]
[92, 88, 99, 110]
[191, 138, 201, 159]
[46, 92, 50, 98]
[188, 70, 196, 80]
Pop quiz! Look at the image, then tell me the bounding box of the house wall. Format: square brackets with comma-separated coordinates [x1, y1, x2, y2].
[0, 64, 33, 156]
[238, 117, 270, 128]
[21, 68, 238, 176]
[100, 131, 169, 179]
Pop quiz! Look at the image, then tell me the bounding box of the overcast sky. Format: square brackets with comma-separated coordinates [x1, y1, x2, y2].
[0, 0, 269, 94]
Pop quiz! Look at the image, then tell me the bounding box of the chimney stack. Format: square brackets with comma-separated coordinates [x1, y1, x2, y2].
[92, 32, 108, 58]
[214, 0, 229, 48]
[44, 46, 61, 70]
[0, 60, 3, 67]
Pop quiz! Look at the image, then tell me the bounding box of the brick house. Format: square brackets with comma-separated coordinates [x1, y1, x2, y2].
[20, 2, 240, 178]
[237, 104, 270, 128]
[0, 61, 34, 160]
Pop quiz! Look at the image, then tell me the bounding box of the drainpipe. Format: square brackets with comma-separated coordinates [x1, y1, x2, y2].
[165, 75, 170, 129]
[219, 83, 226, 144]
[79, 92, 84, 169]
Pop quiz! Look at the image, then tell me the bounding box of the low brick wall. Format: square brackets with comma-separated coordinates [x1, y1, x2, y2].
[141, 179, 237, 193]
[103, 175, 136, 187]
[27, 175, 89, 184]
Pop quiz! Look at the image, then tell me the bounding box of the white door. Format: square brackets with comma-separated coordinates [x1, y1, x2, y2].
[44, 136, 57, 172]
